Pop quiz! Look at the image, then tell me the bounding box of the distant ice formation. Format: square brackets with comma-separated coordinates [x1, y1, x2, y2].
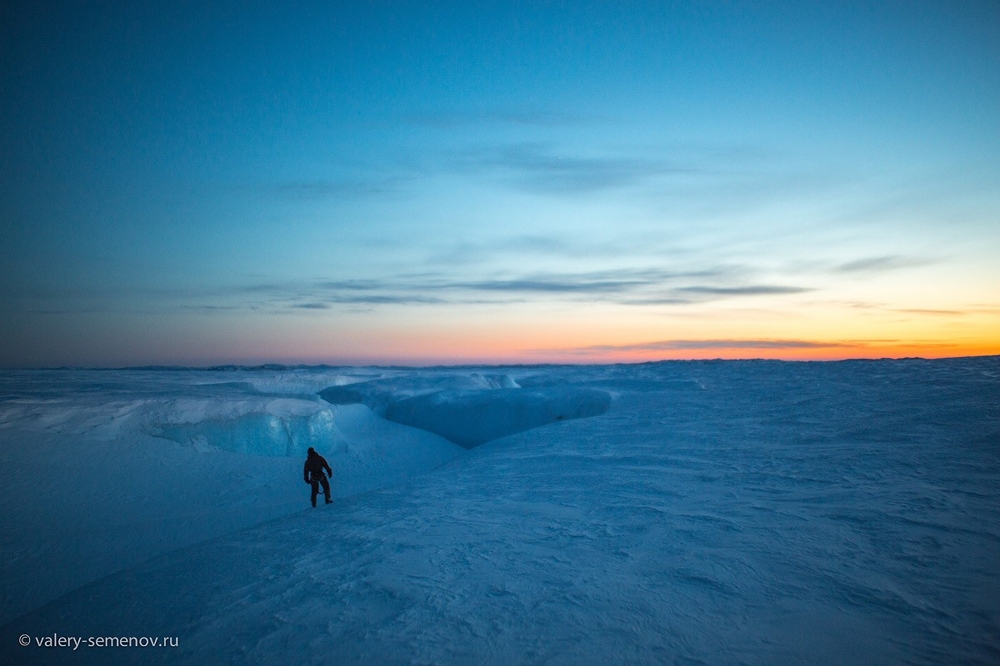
[382, 387, 611, 447]
[319, 372, 612, 447]
[149, 398, 341, 457]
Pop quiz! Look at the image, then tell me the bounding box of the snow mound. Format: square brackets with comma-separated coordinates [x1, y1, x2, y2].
[319, 373, 610, 448]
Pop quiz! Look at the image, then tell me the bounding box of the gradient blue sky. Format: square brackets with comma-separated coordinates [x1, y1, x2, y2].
[2, 1, 999, 366]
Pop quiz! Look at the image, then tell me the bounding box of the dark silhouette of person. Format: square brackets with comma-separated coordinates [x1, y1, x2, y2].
[303, 447, 333, 507]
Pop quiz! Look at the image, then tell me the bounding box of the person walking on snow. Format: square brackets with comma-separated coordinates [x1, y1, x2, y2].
[303, 447, 333, 507]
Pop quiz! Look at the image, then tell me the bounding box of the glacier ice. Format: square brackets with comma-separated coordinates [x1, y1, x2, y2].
[320, 372, 611, 447]
[382, 387, 611, 448]
[151, 401, 342, 457]
[1, 359, 999, 665]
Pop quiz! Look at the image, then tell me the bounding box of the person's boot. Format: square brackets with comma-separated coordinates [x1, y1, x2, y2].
[325, 498, 332, 504]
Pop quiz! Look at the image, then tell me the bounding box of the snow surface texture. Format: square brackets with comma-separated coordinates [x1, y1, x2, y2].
[2, 360, 999, 665]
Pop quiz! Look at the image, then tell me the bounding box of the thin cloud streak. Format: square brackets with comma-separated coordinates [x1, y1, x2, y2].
[281, 268, 813, 309]
[271, 177, 412, 200]
[28, 269, 813, 313]
[404, 110, 598, 129]
[894, 308, 965, 316]
[677, 285, 810, 296]
[537, 337, 970, 357]
[457, 143, 698, 194]
[6, 265, 818, 313]
[263, 139, 803, 205]
[558, 339, 855, 354]
[834, 255, 936, 274]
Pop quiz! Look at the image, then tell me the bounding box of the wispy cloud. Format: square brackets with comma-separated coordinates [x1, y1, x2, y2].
[272, 177, 411, 200]
[215, 267, 814, 311]
[8, 263, 816, 314]
[321, 294, 447, 305]
[456, 143, 696, 194]
[559, 339, 855, 354]
[540, 337, 975, 357]
[290, 302, 331, 310]
[425, 235, 690, 267]
[281, 289, 448, 307]
[893, 308, 964, 316]
[181, 305, 243, 312]
[314, 279, 391, 292]
[404, 110, 596, 129]
[457, 277, 650, 294]
[834, 255, 935, 274]
[264, 139, 774, 203]
[676, 285, 809, 296]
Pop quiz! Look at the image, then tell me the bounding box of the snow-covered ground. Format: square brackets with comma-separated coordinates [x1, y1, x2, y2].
[1, 360, 998, 664]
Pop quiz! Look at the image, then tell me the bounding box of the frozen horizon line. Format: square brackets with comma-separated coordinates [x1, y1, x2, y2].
[3, 354, 999, 372]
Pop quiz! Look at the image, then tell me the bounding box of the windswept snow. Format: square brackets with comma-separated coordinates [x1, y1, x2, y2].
[2, 360, 999, 665]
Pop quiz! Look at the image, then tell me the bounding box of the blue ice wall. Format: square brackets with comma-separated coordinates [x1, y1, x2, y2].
[153, 410, 340, 457]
